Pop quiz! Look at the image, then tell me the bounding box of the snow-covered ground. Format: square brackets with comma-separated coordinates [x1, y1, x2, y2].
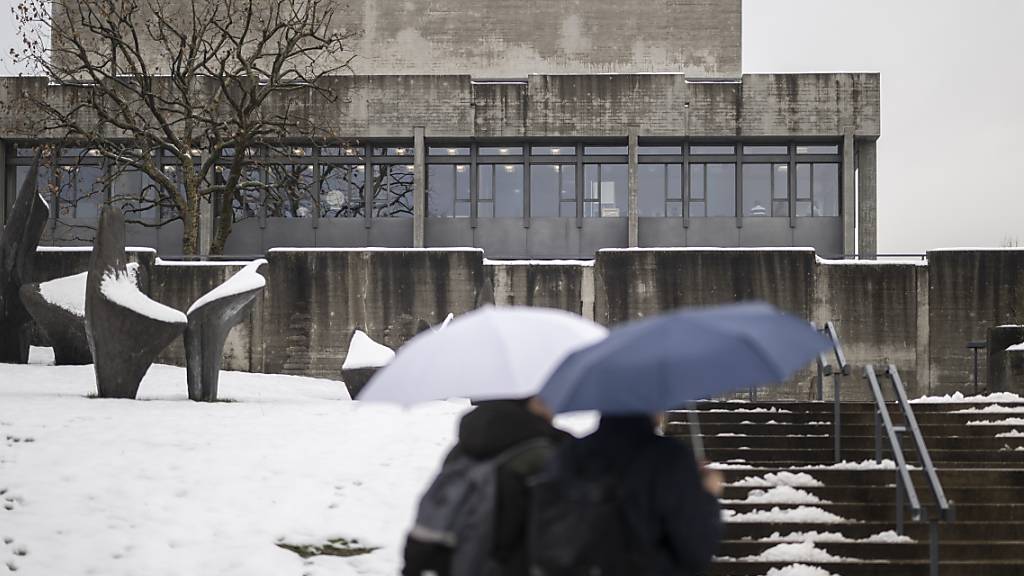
[0, 349, 596, 576]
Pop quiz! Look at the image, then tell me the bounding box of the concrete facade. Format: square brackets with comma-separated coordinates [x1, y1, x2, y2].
[29, 247, 1024, 400]
[1, 0, 880, 259]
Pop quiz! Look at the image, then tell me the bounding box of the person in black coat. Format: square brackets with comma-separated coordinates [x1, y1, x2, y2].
[403, 398, 571, 576]
[561, 414, 724, 576]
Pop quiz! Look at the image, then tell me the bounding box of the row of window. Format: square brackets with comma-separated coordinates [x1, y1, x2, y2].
[6, 142, 842, 221]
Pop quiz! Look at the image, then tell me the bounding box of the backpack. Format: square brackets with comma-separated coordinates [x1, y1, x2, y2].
[526, 444, 656, 576]
[408, 438, 553, 576]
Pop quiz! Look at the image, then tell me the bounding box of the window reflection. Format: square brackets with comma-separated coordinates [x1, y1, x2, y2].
[795, 163, 839, 217]
[427, 164, 470, 217]
[320, 165, 365, 218]
[584, 164, 627, 218]
[266, 165, 315, 218]
[478, 164, 524, 218]
[690, 164, 735, 217]
[373, 165, 415, 218]
[530, 164, 575, 218]
[55, 164, 104, 219]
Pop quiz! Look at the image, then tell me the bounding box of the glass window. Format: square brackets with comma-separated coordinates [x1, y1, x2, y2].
[112, 168, 159, 222]
[266, 164, 315, 217]
[320, 165, 365, 218]
[479, 146, 522, 156]
[374, 146, 414, 157]
[690, 164, 735, 217]
[478, 165, 524, 218]
[796, 164, 812, 199]
[530, 164, 575, 217]
[321, 146, 364, 157]
[638, 164, 666, 217]
[427, 164, 470, 218]
[691, 145, 735, 155]
[267, 146, 312, 158]
[584, 164, 627, 218]
[531, 146, 575, 156]
[813, 163, 840, 217]
[584, 146, 628, 155]
[742, 164, 771, 217]
[744, 145, 788, 155]
[55, 164, 104, 219]
[232, 165, 263, 221]
[773, 164, 789, 217]
[429, 147, 470, 156]
[797, 145, 840, 155]
[16, 145, 38, 157]
[639, 145, 682, 155]
[373, 164, 415, 217]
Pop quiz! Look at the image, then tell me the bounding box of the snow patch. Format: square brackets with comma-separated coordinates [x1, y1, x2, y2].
[796, 459, 914, 471]
[731, 472, 824, 488]
[761, 564, 840, 576]
[952, 404, 1024, 414]
[708, 462, 763, 470]
[186, 259, 267, 315]
[912, 391, 1024, 404]
[343, 330, 396, 370]
[758, 530, 912, 544]
[995, 429, 1024, 438]
[722, 506, 854, 524]
[717, 432, 748, 437]
[483, 258, 595, 267]
[1008, 342, 1024, 352]
[38, 271, 88, 316]
[100, 269, 186, 324]
[724, 486, 828, 505]
[738, 541, 851, 562]
[705, 407, 793, 414]
[967, 417, 1024, 426]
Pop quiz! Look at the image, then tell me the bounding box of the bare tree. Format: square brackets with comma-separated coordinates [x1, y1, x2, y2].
[11, 0, 356, 254]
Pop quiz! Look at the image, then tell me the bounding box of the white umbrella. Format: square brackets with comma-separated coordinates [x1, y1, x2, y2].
[357, 306, 608, 406]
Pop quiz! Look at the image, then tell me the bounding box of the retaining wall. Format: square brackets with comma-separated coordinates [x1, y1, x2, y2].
[23, 247, 1024, 400]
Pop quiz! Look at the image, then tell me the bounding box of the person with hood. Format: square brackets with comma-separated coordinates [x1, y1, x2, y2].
[528, 414, 723, 576]
[403, 397, 570, 576]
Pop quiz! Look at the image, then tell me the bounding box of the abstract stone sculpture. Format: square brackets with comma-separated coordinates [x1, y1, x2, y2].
[0, 158, 49, 363]
[19, 264, 142, 365]
[341, 329, 395, 399]
[184, 260, 267, 402]
[86, 206, 186, 398]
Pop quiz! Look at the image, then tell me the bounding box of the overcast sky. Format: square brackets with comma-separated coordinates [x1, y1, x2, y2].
[2, 1, 1022, 253]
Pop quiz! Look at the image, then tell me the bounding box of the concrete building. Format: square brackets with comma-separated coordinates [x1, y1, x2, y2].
[0, 0, 879, 259]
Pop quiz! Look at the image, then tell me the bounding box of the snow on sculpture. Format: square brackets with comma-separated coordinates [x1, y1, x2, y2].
[0, 157, 49, 363]
[20, 264, 141, 365]
[85, 206, 186, 398]
[341, 329, 395, 399]
[184, 260, 267, 402]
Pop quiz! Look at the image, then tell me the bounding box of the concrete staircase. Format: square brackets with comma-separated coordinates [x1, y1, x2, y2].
[666, 400, 1024, 576]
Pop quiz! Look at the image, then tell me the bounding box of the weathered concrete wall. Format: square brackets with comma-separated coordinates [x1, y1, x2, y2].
[487, 262, 585, 314]
[595, 249, 816, 323]
[261, 249, 489, 379]
[150, 262, 259, 372]
[813, 261, 922, 399]
[52, 0, 741, 79]
[0, 73, 880, 139]
[928, 250, 1024, 394]
[25, 248, 1024, 401]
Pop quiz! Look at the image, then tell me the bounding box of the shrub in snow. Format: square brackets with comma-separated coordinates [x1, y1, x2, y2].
[185, 260, 267, 402]
[85, 206, 187, 399]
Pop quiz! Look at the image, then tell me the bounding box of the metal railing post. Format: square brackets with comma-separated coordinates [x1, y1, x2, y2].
[874, 408, 882, 463]
[865, 365, 922, 529]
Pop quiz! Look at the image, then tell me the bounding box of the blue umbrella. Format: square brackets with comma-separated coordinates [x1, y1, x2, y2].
[539, 302, 831, 415]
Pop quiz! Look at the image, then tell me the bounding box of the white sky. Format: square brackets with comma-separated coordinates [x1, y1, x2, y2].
[2, 0, 1022, 253]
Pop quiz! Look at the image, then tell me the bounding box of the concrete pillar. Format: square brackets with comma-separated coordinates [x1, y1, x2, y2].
[857, 139, 878, 258]
[842, 131, 856, 257]
[413, 126, 426, 248]
[915, 265, 931, 395]
[988, 326, 1024, 393]
[198, 195, 212, 256]
[581, 265, 596, 321]
[627, 126, 639, 248]
[0, 141, 7, 225]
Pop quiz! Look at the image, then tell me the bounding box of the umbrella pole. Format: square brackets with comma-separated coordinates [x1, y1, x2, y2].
[686, 401, 706, 462]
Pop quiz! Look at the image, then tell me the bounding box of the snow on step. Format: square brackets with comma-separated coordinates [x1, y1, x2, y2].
[186, 259, 267, 314]
[722, 506, 854, 524]
[996, 429, 1024, 438]
[100, 268, 186, 324]
[705, 407, 793, 414]
[762, 563, 840, 576]
[912, 391, 1024, 404]
[795, 459, 915, 471]
[968, 417, 1024, 426]
[754, 530, 913, 544]
[716, 541, 853, 563]
[343, 330, 396, 370]
[953, 404, 1024, 414]
[731, 472, 824, 488]
[724, 486, 828, 505]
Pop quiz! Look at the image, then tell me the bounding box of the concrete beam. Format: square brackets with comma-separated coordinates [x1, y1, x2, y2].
[858, 139, 878, 258]
[842, 131, 856, 256]
[627, 126, 639, 248]
[413, 126, 426, 248]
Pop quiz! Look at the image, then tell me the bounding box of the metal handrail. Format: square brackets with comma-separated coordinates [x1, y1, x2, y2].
[865, 365, 922, 529]
[815, 321, 850, 462]
[866, 364, 955, 576]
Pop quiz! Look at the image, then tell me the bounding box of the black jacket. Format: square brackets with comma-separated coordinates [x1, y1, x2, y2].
[562, 415, 722, 576]
[403, 400, 570, 576]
